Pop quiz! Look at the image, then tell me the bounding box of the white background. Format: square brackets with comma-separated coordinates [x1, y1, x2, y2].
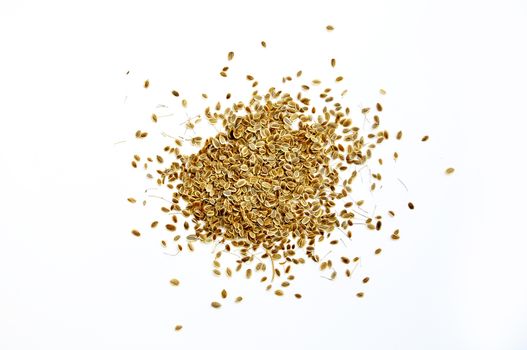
[1, 1, 526, 349]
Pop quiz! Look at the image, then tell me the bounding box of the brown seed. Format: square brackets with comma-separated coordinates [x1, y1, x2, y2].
[151, 221, 158, 228]
[227, 51, 234, 61]
[234, 296, 243, 303]
[421, 135, 429, 142]
[374, 248, 382, 255]
[171, 90, 179, 97]
[127, 197, 136, 203]
[221, 289, 227, 299]
[331, 58, 336, 67]
[335, 76, 344, 82]
[396, 131, 403, 140]
[211, 301, 221, 308]
[274, 290, 284, 296]
[144, 80, 149, 88]
[376, 103, 383, 112]
[326, 25, 334, 31]
[341, 257, 350, 264]
[175, 325, 183, 331]
[362, 277, 370, 284]
[356, 292, 364, 298]
[169, 278, 180, 286]
[445, 167, 455, 175]
[151, 113, 158, 123]
[408, 202, 415, 210]
[261, 41, 267, 48]
[294, 293, 302, 299]
[165, 224, 176, 232]
[131, 229, 140, 237]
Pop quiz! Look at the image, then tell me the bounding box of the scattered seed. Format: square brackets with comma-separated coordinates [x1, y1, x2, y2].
[131, 229, 140, 237]
[175, 325, 183, 331]
[326, 25, 334, 31]
[211, 301, 221, 308]
[228, 51, 234, 61]
[408, 202, 415, 210]
[445, 167, 455, 175]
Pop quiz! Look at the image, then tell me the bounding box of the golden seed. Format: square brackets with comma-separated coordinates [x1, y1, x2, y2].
[131, 229, 140, 237]
[445, 167, 455, 175]
[261, 41, 267, 48]
[169, 278, 180, 286]
[331, 58, 336, 67]
[221, 289, 227, 299]
[144, 80, 149, 88]
[421, 135, 429, 142]
[165, 224, 176, 231]
[234, 296, 243, 303]
[356, 292, 364, 298]
[374, 248, 382, 255]
[227, 51, 234, 61]
[175, 325, 183, 331]
[211, 301, 221, 308]
[326, 25, 334, 31]
[127, 197, 136, 203]
[274, 289, 284, 296]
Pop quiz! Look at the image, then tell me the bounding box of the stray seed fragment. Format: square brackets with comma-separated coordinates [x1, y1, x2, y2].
[169, 278, 180, 286]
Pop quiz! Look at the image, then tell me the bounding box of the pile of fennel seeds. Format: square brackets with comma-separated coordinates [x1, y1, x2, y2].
[125, 25, 434, 331]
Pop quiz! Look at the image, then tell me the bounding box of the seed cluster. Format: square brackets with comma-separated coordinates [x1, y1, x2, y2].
[125, 27, 446, 332]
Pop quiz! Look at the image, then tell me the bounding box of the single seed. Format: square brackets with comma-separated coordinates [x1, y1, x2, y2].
[408, 202, 415, 210]
[131, 229, 140, 237]
[445, 167, 455, 175]
[221, 289, 227, 299]
[294, 293, 302, 299]
[356, 292, 364, 298]
[331, 58, 336, 67]
[144, 80, 149, 88]
[175, 325, 183, 331]
[362, 277, 370, 284]
[234, 296, 243, 303]
[274, 289, 284, 296]
[169, 278, 180, 286]
[227, 51, 234, 61]
[211, 301, 221, 308]
[375, 248, 382, 255]
[127, 197, 136, 203]
[326, 25, 334, 31]
[421, 135, 429, 142]
[172, 90, 179, 97]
